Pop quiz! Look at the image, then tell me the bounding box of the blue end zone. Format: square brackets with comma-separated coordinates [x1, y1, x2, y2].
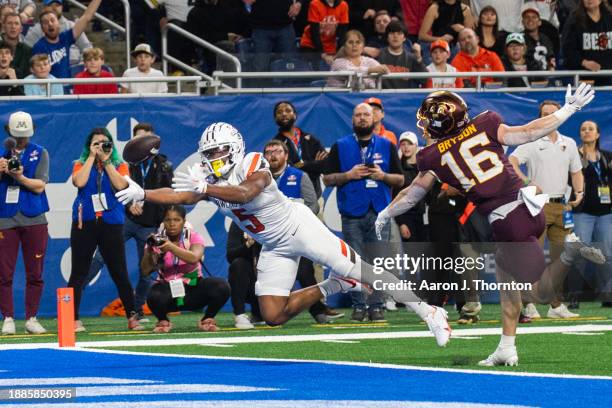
[0, 349, 610, 406]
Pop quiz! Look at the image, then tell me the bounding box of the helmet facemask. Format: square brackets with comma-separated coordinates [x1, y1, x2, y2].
[200, 144, 235, 177]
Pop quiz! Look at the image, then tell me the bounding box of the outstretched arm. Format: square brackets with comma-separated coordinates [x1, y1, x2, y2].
[206, 171, 271, 204]
[73, 0, 103, 39]
[375, 171, 436, 239]
[498, 83, 595, 146]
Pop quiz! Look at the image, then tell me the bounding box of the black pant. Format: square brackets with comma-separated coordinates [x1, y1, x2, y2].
[147, 277, 230, 321]
[68, 220, 135, 320]
[228, 257, 261, 317]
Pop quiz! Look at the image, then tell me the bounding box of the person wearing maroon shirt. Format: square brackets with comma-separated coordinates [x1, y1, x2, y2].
[73, 48, 118, 95]
[375, 85, 606, 367]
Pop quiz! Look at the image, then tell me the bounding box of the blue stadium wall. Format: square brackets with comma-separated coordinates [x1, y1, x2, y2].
[3, 91, 611, 317]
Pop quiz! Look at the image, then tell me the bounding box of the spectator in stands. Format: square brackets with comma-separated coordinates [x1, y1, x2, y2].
[24, 53, 63, 96]
[0, 43, 22, 95]
[425, 39, 463, 88]
[272, 101, 328, 199]
[363, 10, 391, 58]
[452, 28, 505, 87]
[328, 30, 389, 89]
[568, 120, 612, 308]
[395, 131, 427, 242]
[364, 97, 396, 145]
[1, 12, 31, 79]
[226, 220, 263, 329]
[121, 43, 168, 94]
[0, 111, 49, 336]
[146, 0, 194, 75]
[142, 205, 230, 333]
[300, 0, 349, 69]
[348, 0, 401, 38]
[521, 4, 556, 72]
[250, 0, 302, 72]
[1, 0, 35, 25]
[562, 0, 612, 85]
[185, 0, 248, 74]
[31, 0, 101, 79]
[509, 100, 584, 320]
[85, 122, 173, 323]
[418, 0, 474, 49]
[73, 48, 118, 95]
[263, 140, 340, 324]
[68, 128, 144, 333]
[377, 20, 427, 89]
[469, 0, 523, 33]
[501, 32, 540, 87]
[322, 103, 404, 322]
[25, 0, 93, 67]
[475, 5, 507, 58]
[399, 0, 430, 43]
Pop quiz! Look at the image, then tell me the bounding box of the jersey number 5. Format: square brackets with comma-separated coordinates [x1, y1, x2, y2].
[232, 209, 265, 234]
[441, 133, 504, 191]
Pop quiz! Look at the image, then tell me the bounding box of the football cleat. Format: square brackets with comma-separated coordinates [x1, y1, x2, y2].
[563, 233, 606, 265]
[423, 306, 451, 347]
[523, 303, 541, 319]
[478, 346, 519, 367]
[547, 304, 579, 319]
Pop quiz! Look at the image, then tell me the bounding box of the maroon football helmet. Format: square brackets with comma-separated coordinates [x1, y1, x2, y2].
[416, 91, 469, 140]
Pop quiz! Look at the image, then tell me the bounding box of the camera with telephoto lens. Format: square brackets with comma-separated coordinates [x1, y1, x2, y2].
[7, 155, 20, 171]
[101, 141, 113, 153]
[147, 233, 167, 247]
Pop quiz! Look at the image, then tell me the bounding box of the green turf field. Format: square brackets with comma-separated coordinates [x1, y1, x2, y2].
[2, 303, 611, 376]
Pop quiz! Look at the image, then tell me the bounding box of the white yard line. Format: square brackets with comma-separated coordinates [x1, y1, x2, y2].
[0, 323, 610, 350]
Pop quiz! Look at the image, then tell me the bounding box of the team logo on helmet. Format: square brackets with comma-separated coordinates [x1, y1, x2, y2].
[417, 91, 469, 140]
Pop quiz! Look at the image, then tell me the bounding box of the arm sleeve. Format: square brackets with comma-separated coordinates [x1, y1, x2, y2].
[23, 24, 42, 47]
[34, 149, 50, 183]
[300, 173, 320, 214]
[75, 31, 93, 52]
[321, 143, 341, 174]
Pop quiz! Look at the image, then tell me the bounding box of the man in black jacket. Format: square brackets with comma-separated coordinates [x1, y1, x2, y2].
[272, 100, 328, 199]
[84, 123, 174, 322]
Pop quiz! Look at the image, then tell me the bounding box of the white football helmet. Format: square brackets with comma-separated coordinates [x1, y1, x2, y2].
[198, 122, 245, 177]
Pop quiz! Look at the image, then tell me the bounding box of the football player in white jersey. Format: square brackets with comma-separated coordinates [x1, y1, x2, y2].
[116, 122, 452, 346]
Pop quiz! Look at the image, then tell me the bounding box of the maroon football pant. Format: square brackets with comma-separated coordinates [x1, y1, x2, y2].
[0, 224, 48, 319]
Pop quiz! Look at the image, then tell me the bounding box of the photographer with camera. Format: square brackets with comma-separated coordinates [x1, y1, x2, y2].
[68, 128, 143, 332]
[141, 205, 230, 333]
[0, 112, 49, 335]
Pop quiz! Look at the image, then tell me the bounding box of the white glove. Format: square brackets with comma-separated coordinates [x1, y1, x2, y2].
[564, 82, 595, 112]
[172, 165, 208, 193]
[115, 176, 145, 205]
[375, 209, 390, 241]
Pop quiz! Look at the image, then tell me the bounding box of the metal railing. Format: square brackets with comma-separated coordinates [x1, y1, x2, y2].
[0, 76, 202, 99]
[211, 69, 612, 94]
[161, 23, 241, 90]
[66, 0, 131, 69]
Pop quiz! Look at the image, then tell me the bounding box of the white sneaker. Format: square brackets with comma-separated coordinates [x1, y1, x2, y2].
[564, 233, 607, 265]
[2, 317, 15, 335]
[478, 346, 519, 367]
[547, 303, 579, 319]
[423, 306, 451, 347]
[234, 313, 254, 330]
[74, 320, 87, 333]
[25, 317, 46, 334]
[385, 300, 398, 311]
[523, 303, 541, 319]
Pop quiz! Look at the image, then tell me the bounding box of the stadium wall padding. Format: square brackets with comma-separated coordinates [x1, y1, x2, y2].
[3, 91, 610, 317]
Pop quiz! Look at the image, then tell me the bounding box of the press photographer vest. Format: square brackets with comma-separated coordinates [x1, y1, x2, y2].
[276, 166, 303, 199]
[72, 162, 124, 224]
[337, 134, 392, 217]
[0, 142, 49, 218]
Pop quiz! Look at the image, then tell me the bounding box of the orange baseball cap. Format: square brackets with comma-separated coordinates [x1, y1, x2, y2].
[430, 39, 450, 53]
[364, 97, 383, 109]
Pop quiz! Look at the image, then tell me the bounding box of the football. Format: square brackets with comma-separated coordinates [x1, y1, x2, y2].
[122, 134, 161, 164]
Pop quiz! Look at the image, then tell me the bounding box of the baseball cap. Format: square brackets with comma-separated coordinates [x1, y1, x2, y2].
[506, 33, 526, 46]
[131, 43, 155, 58]
[430, 39, 450, 53]
[364, 97, 383, 110]
[521, 3, 540, 17]
[43, 0, 63, 5]
[399, 131, 418, 147]
[7, 111, 34, 138]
